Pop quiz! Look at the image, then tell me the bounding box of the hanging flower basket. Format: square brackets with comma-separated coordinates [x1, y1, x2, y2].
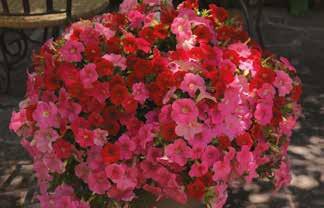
[9, 0, 302, 207]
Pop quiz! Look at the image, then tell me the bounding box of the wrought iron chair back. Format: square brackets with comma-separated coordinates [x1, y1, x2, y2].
[1, 0, 72, 20]
[0, 0, 110, 94]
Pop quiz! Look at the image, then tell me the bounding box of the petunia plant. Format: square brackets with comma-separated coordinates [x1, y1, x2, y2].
[9, 0, 302, 207]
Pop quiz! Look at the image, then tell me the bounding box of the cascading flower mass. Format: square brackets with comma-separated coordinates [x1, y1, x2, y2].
[9, 0, 302, 207]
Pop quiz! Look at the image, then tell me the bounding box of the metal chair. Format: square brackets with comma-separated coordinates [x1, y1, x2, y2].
[0, 0, 110, 93]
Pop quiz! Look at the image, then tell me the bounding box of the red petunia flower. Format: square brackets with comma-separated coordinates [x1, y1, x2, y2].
[53, 139, 73, 159]
[193, 25, 212, 43]
[88, 112, 104, 128]
[250, 67, 276, 89]
[25, 104, 37, 122]
[121, 96, 138, 113]
[200, 171, 214, 187]
[110, 84, 130, 105]
[209, 4, 229, 22]
[186, 178, 206, 200]
[271, 106, 283, 126]
[236, 133, 253, 147]
[160, 122, 177, 141]
[75, 128, 94, 148]
[223, 49, 240, 65]
[57, 63, 80, 88]
[44, 73, 61, 91]
[101, 143, 121, 164]
[291, 85, 302, 101]
[250, 124, 263, 140]
[160, 6, 178, 24]
[153, 24, 169, 40]
[183, 0, 199, 9]
[85, 44, 101, 62]
[104, 120, 120, 136]
[106, 36, 122, 54]
[218, 135, 231, 150]
[95, 58, 114, 77]
[122, 35, 137, 54]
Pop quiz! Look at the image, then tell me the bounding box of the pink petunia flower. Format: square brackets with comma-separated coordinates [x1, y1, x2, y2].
[116, 134, 136, 160]
[180, 73, 206, 97]
[119, 0, 138, 14]
[171, 98, 199, 124]
[60, 40, 84, 62]
[236, 145, 257, 182]
[107, 185, 136, 202]
[132, 82, 149, 104]
[254, 102, 273, 125]
[273, 70, 293, 97]
[212, 159, 231, 182]
[33, 160, 51, 181]
[188, 127, 213, 147]
[191, 146, 205, 160]
[164, 187, 188, 205]
[93, 128, 109, 146]
[105, 163, 125, 183]
[87, 171, 111, 194]
[103, 53, 127, 71]
[212, 148, 235, 182]
[257, 83, 275, 101]
[211, 183, 228, 208]
[159, 104, 172, 123]
[34, 128, 59, 153]
[279, 116, 297, 137]
[143, 0, 161, 6]
[87, 146, 104, 171]
[171, 17, 192, 42]
[9, 110, 27, 133]
[128, 11, 145, 29]
[94, 23, 115, 40]
[58, 89, 82, 122]
[32, 102, 59, 129]
[43, 153, 65, 174]
[201, 145, 221, 167]
[115, 167, 138, 191]
[165, 139, 192, 166]
[75, 162, 90, 182]
[274, 161, 292, 190]
[280, 57, 296, 73]
[228, 42, 251, 58]
[79, 27, 100, 46]
[239, 59, 255, 76]
[253, 141, 270, 166]
[189, 162, 208, 177]
[80, 63, 98, 88]
[175, 120, 202, 140]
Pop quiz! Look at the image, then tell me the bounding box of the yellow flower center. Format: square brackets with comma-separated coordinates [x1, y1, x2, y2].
[42, 111, 49, 117]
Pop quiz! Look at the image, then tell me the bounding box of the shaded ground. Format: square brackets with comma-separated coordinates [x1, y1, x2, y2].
[0, 8, 323, 208]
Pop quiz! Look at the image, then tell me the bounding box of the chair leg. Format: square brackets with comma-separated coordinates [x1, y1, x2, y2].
[0, 31, 10, 94]
[43, 27, 48, 42]
[0, 31, 11, 94]
[238, 0, 253, 38]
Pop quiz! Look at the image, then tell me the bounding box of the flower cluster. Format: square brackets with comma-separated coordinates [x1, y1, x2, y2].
[10, 0, 302, 207]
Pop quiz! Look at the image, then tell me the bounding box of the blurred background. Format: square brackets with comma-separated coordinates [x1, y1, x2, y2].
[0, 0, 323, 207]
